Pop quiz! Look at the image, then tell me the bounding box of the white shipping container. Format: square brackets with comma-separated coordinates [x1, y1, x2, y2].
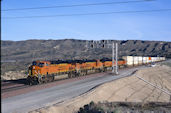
[158, 57, 161, 61]
[155, 57, 158, 62]
[145, 57, 149, 63]
[163, 57, 166, 60]
[133, 56, 139, 65]
[122, 56, 134, 66]
[143, 57, 146, 64]
[147, 57, 152, 63]
[157, 57, 160, 61]
[143, 57, 148, 64]
[138, 56, 143, 65]
[151, 57, 156, 62]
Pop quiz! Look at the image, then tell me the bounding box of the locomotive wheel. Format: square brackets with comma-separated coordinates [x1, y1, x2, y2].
[33, 76, 39, 85]
[26, 77, 31, 85]
[27, 76, 34, 85]
[28, 80, 33, 85]
[72, 72, 76, 78]
[43, 77, 48, 83]
[28, 79, 33, 85]
[68, 72, 72, 78]
[103, 68, 106, 72]
[77, 73, 80, 77]
[50, 76, 54, 82]
[48, 76, 53, 82]
[98, 69, 101, 73]
[85, 70, 88, 75]
[38, 78, 42, 84]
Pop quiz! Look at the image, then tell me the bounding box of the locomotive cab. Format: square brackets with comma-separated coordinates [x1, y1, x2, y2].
[32, 61, 49, 67]
[27, 61, 51, 85]
[28, 61, 50, 75]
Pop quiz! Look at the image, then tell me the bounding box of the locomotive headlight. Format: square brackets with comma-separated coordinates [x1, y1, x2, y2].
[28, 69, 31, 76]
[28, 66, 32, 76]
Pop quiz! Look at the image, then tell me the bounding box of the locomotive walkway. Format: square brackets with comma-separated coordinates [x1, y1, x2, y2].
[2, 66, 146, 113]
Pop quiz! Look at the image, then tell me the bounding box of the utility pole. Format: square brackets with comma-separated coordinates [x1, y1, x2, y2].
[87, 40, 119, 75]
[112, 43, 115, 73]
[112, 42, 118, 74]
[115, 43, 118, 74]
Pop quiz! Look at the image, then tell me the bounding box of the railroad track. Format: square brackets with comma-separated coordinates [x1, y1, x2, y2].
[1, 71, 107, 94]
[1, 65, 144, 94]
[1, 81, 19, 87]
[1, 80, 29, 93]
[2, 85, 29, 93]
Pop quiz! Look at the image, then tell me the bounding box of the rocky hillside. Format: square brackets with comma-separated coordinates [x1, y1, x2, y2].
[1, 39, 171, 74]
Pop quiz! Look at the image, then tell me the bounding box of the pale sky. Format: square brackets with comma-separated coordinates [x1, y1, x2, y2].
[2, 0, 171, 41]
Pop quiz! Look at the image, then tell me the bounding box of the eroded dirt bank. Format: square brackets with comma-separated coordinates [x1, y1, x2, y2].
[1, 70, 27, 80]
[30, 65, 171, 113]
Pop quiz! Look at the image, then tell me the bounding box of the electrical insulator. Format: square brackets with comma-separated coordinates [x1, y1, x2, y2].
[102, 44, 105, 48]
[91, 44, 94, 48]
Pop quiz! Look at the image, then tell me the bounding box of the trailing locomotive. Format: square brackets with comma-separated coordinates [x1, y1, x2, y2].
[27, 58, 126, 85]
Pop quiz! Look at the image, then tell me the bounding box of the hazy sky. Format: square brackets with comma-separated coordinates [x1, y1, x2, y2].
[2, 0, 171, 41]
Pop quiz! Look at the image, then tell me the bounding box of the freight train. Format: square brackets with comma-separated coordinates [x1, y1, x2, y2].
[27, 56, 165, 85]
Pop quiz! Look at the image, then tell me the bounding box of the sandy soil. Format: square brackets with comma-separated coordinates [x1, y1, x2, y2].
[1, 70, 27, 80]
[30, 65, 171, 113]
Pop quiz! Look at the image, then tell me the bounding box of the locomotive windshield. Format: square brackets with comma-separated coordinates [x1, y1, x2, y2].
[32, 61, 44, 67]
[38, 63, 44, 67]
[32, 61, 37, 65]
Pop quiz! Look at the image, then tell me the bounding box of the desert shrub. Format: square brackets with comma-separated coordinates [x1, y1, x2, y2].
[77, 101, 105, 113]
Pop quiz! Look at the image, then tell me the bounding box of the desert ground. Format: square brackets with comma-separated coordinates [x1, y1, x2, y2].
[30, 63, 171, 113]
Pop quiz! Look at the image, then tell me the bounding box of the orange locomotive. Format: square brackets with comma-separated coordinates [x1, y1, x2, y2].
[27, 58, 126, 85]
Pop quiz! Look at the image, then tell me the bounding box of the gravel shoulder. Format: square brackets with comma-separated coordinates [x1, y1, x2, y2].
[31, 65, 171, 113]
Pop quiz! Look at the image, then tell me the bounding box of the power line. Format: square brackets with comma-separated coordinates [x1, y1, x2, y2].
[2, 9, 171, 19]
[2, 0, 155, 11]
